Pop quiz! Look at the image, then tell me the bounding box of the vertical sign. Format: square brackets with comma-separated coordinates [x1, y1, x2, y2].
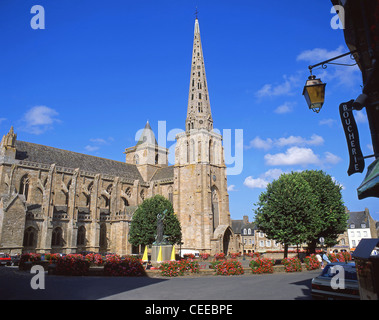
[339, 100, 365, 175]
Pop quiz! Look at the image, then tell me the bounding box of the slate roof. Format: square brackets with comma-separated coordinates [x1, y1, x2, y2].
[347, 211, 371, 228]
[151, 165, 174, 181]
[15, 140, 144, 182]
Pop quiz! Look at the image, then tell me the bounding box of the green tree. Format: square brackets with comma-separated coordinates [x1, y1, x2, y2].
[254, 170, 347, 257]
[254, 172, 317, 258]
[300, 170, 347, 252]
[129, 195, 182, 248]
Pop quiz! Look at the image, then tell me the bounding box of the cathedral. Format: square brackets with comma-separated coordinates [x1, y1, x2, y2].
[0, 18, 237, 256]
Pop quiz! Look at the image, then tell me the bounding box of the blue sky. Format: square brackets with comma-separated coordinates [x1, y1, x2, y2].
[1, 1, 378, 222]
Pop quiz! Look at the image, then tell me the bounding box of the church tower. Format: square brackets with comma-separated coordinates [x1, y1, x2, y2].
[174, 17, 235, 255]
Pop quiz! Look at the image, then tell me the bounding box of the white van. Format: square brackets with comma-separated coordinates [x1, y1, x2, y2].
[179, 249, 200, 258]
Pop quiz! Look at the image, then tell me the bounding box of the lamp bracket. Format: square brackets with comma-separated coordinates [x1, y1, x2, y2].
[308, 50, 358, 75]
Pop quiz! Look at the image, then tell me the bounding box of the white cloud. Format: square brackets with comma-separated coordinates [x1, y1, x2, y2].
[275, 134, 324, 147]
[297, 46, 361, 87]
[297, 46, 347, 63]
[227, 185, 237, 192]
[264, 147, 341, 167]
[255, 74, 300, 98]
[246, 134, 324, 150]
[243, 169, 284, 189]
[245, 136, 273, 150]
[264, 147, 320, 166]
[354, 110, 367, 124]
[84, 136, 114, 153]
[84, 145, 100, 152]
[274, 102, 295, 114]
[319, 118, 336, 127]
[244, 176, 269, 189]
[21, 106, 60, 135]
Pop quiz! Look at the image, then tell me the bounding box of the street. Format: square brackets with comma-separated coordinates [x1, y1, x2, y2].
[0, 266, 320, 300]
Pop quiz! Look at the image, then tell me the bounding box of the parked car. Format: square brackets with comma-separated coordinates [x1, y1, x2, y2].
[0, 253, 11, 266]
[311, 262, 360, 300]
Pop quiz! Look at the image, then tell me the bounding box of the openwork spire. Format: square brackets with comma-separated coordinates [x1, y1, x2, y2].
[185, 18, 213, 132]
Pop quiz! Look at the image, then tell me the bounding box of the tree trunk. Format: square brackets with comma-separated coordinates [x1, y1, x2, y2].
[284, 243, 288, 258]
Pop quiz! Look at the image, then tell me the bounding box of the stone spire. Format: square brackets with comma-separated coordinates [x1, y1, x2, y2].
[185, 17, 213, 132]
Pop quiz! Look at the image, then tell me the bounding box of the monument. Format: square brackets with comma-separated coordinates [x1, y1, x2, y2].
[151, 210, 173, 262]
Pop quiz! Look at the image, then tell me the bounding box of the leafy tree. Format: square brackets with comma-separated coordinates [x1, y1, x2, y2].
[254, 172, 317, 258]
[129, 195, 182, 248]
[300, 170, 347, 252]
[254, 170, 347, 257]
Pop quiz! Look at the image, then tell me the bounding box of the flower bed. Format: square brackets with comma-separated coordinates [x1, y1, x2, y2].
[55, 254, 90, 276]
[103, 256, 145, 277]
[85, 253, 104, 266]
[229, 252, 241, 259]
[304, 254, 321, 270]
[327, 252, 352, 263]
[19, 253, 41, 270]
[199, 253, 210, 260]
[249, 258, 274, 274]
[214, 253, 225, 260]
[215, 260, 244, 276]
[281, 257, 302, 273]
[160, 259, 200, 277]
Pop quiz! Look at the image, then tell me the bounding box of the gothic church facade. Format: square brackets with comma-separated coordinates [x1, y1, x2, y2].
[0, 18, 236, 256]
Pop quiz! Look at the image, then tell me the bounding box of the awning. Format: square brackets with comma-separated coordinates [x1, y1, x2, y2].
[357, 158, 379, 199]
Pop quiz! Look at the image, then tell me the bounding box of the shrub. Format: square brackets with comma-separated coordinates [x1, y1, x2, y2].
[216, 260, 244, 276]
[183, 253, 195, 259]
[249, 258, 274, 274]
[282, 257, 302, 272]
[55, 254, 90, 276]
[304, 254, 321, 270]
[104, 256, 145, 277]
[209, 259, 222, 269]
[229, 252, 241, 259]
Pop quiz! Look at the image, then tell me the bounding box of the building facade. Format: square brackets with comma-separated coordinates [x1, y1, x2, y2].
[0, 18, 236, 256]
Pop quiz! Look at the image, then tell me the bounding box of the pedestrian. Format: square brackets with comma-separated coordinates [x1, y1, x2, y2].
[315, 252, 323, 268]
[322, 251, 331, 267]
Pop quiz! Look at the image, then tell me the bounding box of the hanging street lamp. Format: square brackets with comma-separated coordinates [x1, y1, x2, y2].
[302, 74, 326, 113]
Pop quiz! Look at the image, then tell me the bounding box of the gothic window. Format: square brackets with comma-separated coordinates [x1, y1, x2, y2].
[19, 174, 29, 202]
[155, 154, 159, 165]
[125, 187, 132, 198]
[51, 227, 63, 247]
[23, 227, 37, 247]
[122, 198, 129, 207]
[199, 93, 202, 99]
[77, 226, 86, 246]
[140, 189, 145, 201]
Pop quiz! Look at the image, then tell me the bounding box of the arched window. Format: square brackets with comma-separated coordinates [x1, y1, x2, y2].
[23, 227, 37, 247]
[51, 227, 63, 247]
[77, 226, 86, 246]
[19, 175, 29, 201]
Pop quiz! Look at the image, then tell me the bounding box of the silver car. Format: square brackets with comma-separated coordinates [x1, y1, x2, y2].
[311, 262, 360, 300]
